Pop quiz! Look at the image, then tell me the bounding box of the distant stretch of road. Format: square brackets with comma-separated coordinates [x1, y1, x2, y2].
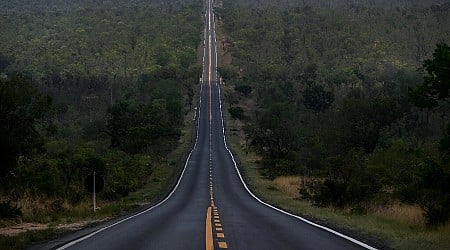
[36, 0, 377, 249]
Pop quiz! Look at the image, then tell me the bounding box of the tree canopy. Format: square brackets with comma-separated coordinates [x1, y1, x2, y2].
[0, 75, 51, 178]
[409, 43, 450, 109]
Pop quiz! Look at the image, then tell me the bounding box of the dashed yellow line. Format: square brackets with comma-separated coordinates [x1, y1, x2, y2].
[218, 242, 228, 249]
[205, 1, 229, 248]
[206, 205, 230, 249]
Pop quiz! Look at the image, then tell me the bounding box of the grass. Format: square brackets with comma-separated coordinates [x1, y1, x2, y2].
[221, 93, 450, 250]
[0, 153, 185, 228]
[0, 228, 58, 250]
[368, 203, 424, 226]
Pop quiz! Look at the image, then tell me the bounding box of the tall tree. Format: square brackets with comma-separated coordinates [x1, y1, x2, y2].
[0, 74, 51, 178]
[409, 43, 450, 109]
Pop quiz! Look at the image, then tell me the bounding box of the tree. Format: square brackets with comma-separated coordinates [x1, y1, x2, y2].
[336, 96, 402, 153]
[245, 102, 302, 160]
[0, 74, 51, 178]
[298, 64, 318, 86]
[229, 106, 244, 120]
[0, 53, 10, 72]
[409, 43, 450, 109]
[107, 100, 181, 155]
[302, 84, 334, 112]
[304, 149, 382, 208]
[407, 43, 450, 225]
[414, 159, 450, 226]
[235, 85, 253, 97]
[439, 124, 450, 162]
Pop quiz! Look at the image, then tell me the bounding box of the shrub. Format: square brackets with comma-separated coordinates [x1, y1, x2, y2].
[228, 106, 244, 120]
[235, 85, 252, 96]
[415, 160, 450, 226]
[303, 150, 382, 208]
[418, 189, 450, 226]
[263, 158, 300, 179]
[0, 200, 22, 219]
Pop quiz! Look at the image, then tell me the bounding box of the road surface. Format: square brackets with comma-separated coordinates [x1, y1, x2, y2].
[37, 0, 376, 249]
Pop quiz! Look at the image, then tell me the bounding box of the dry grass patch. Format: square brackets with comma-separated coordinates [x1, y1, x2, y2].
[273, 176, 300, 198]
[272, 176, 427, 227]
[14, 195, 90, 218]
[369, 203, 425, 226]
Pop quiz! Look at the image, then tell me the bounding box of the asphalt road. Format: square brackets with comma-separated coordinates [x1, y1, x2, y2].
[37, 1, 376, 249]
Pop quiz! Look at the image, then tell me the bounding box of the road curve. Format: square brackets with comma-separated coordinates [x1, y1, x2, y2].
[35, 0, 377, 249]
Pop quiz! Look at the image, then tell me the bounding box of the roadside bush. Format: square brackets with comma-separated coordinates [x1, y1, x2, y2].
[0, 200, 22, 219]
[67, 187, 85, 205]
[218, 66, 238, 82]
[303, 150, 382, 208]
[235, 85, 252, 96]
[228, 106, 244, 120]
[415, 160, 450, 226]
[418, 188, 450, 226]
[102, 151, 151, 200]
[263, 157, 300, 179]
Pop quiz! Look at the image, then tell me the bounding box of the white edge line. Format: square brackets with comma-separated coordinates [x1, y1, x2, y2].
[56, 25, 208, 250]
[211, 11, 377, 250]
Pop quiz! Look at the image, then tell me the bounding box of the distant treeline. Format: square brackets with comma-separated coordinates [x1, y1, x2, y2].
[0, 0, 201, 13]
[223, 0, 450, 9]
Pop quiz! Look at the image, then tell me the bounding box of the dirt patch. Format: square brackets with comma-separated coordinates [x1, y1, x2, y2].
[0, 223, 48, 236]
[55, 217, 111, 231]
[0, 217, 111, 237]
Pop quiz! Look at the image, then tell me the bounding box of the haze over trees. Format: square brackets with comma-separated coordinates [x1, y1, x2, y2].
[0, 0, 201, 217]
[0, 0, 449, 240]
[218, 0, 450, 225]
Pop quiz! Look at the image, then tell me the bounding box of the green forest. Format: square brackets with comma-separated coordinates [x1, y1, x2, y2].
[1, 0, 450, 248]
[0, 0, 201, 225]
[218, 0, 450, 229]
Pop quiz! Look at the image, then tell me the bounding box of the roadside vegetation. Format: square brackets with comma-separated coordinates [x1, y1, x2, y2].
[0, 0, 201, 248]
[217, 0, 450, 249]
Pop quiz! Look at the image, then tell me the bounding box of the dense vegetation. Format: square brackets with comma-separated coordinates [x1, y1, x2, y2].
[0, 0, 201, 219]
[223, 0, 450, 9]
[218, 0, 450, 226]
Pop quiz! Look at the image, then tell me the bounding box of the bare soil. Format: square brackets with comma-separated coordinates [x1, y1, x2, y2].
[0, 218, 110, 236]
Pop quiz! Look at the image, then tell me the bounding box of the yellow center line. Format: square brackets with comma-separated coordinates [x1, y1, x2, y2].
[209, 35, 212, 123]
[206, 206, 213, 250]
[205, 1, 230, 249]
